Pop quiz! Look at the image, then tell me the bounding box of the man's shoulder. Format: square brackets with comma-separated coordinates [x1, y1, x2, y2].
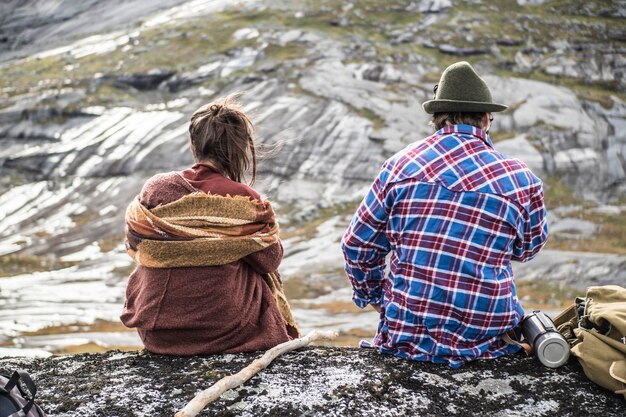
[488, 150, 543, 187]
[466, 149, 544, 209]
[382, 131, 491, 187]
[381, 133, 542, 197]
[381, 135, 437, 180]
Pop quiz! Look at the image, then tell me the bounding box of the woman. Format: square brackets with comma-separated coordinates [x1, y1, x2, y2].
[121, 96, 299, 355]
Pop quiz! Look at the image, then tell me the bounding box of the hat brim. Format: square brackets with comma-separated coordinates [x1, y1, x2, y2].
[422, 99, 508, 114]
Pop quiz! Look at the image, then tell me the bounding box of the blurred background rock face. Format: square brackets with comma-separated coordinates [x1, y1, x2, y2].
[0, 0, 624, 356]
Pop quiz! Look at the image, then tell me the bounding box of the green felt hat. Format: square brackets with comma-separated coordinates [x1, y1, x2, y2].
[422, 61, 508, 114]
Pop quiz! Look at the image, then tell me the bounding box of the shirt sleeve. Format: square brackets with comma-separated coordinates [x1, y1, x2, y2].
[512, 181, 548, 262]
[341, 163, 392, 308]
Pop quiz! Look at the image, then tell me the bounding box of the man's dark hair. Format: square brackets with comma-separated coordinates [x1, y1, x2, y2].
[189, 95, 256, 184]
[430, 112, 485, 131]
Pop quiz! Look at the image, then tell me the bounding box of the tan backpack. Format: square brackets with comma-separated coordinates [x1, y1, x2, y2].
[555, 285, 626, 398]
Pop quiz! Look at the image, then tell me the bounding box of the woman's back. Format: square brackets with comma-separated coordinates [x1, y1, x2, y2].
[121, 98, 297, 355]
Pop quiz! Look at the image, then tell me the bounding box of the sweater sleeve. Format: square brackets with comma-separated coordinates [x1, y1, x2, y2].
[138, 172, 194, 208]
[242, 241, 284, 275]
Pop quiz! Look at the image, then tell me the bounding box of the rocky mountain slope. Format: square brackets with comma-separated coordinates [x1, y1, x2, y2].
[0, 0, 625, 353]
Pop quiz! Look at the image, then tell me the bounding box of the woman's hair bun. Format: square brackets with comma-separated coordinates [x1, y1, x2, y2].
[209, 104, 222, 116]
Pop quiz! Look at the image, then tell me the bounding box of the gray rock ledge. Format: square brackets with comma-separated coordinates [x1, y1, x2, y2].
[0, 347, 623, 416]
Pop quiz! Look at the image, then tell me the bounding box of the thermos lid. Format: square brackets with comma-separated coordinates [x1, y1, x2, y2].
[536, 333, 570, 368]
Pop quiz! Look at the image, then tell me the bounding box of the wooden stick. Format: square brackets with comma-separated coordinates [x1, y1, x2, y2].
[174, 330, 338, 417]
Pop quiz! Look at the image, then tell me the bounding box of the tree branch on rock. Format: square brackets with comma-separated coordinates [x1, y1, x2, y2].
[175, 330, 338, 417]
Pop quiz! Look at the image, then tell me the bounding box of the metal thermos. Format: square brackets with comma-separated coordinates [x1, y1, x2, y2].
[521, 311, 570, 368]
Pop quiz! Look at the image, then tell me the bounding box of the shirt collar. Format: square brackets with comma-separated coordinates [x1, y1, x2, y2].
[192, 162, 220, 173]
[437, 124, 494, 148]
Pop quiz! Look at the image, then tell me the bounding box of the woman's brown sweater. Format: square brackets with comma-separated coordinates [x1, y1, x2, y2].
[120, 163, 293, 355]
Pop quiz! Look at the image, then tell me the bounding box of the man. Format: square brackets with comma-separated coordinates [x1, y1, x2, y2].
[341, 61, 548, 367]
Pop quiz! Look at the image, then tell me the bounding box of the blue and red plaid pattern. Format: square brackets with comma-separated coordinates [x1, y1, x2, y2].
[342, 124, 548, 368]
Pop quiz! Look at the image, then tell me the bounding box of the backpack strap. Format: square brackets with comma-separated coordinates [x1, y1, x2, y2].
[502, 329, 533, 355]
[553, 303, 577, 327]
[2, 370, 37, 416]
[554, 303, 579, 344]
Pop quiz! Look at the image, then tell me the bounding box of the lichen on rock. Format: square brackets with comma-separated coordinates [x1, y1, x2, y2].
[1, 347, 623, 416]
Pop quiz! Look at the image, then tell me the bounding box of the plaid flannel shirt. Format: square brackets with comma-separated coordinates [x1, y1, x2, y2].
[342, 124, 548, 368]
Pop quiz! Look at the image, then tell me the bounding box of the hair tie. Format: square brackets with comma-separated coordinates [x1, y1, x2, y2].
[209, 104, 222, 116]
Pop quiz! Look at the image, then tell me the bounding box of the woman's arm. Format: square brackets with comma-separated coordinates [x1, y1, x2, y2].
[242, 241, 284, 275]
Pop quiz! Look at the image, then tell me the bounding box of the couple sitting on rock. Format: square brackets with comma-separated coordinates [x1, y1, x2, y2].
[121, 61, 548, 368]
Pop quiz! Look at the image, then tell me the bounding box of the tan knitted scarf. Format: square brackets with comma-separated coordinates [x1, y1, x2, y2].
[125, 192, 299, 336]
